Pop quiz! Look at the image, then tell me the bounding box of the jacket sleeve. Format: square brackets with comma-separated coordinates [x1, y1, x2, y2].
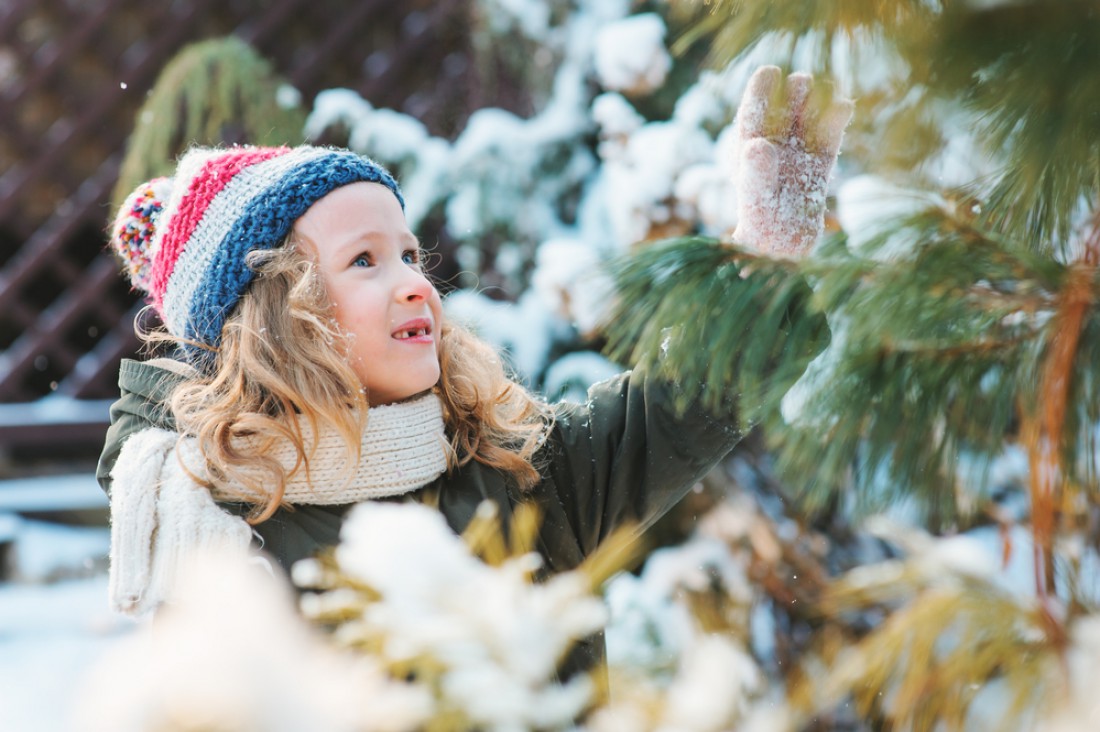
[539, 367, 742, 559]
[96, 360, 183, 497]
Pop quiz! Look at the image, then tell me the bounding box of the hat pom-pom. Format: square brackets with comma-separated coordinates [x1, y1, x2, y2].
[111, 177, 173, 292]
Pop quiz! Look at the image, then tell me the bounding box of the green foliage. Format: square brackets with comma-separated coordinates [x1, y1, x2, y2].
[111, 36, 306, 210]
[925, 1, 1100, 249]
[670, 0, 934, 68]
[777, 212, 1068, 521]
[602, 206, 1100, 525]
[602, 237, 830, 430]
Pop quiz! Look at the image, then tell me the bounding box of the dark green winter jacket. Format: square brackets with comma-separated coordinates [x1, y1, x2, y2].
[97, 357, 742, 677]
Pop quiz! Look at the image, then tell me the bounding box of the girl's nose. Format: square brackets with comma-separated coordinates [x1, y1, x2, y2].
[397, 267, 435, 303]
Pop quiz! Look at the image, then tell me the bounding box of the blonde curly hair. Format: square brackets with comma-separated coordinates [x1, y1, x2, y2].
[158, 242, 552, 523]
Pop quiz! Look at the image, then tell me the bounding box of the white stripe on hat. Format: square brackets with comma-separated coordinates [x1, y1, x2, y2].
[147, 147, 221, 287]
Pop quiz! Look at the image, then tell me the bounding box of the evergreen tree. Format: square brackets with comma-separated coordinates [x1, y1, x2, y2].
[605, 1, 1100, 727]
[111, 36, 306, 211]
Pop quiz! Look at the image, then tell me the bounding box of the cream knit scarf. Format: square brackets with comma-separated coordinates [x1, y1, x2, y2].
[108, 393, 447, 616]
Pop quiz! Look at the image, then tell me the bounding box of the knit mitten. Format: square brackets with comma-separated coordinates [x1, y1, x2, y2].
[732, 66, 854, 258]
[109, 428, 254, 616]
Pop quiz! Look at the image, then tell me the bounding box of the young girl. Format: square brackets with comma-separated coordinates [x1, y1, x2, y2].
[98, 67, 850, 675]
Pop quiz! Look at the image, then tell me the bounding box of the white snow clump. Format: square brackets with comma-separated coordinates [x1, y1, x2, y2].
[444, 288, 562, 385]
[74, 551, 430, 732]
[594, 13, 671, 96]
[530, 237, 614, 335]
[318, 501, 607, 731]
[306, 89, 449, 230]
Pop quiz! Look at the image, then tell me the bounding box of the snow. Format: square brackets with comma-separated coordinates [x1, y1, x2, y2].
[542, 352, 621, 403]
[349, 107, 429, 163]
[3, 475, 1091, 731]
[835, 175, 942, 258]
[593, 14, 671, 96]
[860, 515, 1073, 602]
[672, 61, 756, 133]
[7, 518, 108, 582]
[305, 502, 604, 730]
[923, 103, 1001, 189]
[0, 396, 112, 426]
[1051, 615, 1100, 730]
[304, 88, 374, 138]
[529, 237, 613, 335]
[605, 534, 754, 672]
[674, 159, 738, 237]
[779, 311, 850, 428]
[443, 289, 561, 385]
[275, 83, 302, 111]
[0, 520, 127, 732]
[597, 119, 715, 245]
[75, 552, 432, 732]
[591, 93, 643, 140]
[335, 501, 482, 599]
[659, 635, 761, 730]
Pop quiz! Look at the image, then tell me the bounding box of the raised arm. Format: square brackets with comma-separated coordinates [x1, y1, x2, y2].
[536, 68, 853, 561]
[538, 368, 741, 560]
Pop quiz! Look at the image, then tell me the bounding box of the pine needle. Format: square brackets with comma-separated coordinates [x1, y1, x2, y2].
[805, 561, 1066, 730]
[603, 236, 829, 428]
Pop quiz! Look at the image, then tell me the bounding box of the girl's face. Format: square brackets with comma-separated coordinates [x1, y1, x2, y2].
[294, 182, 443, 406]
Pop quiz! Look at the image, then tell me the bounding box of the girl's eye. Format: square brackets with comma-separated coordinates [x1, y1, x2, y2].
[352, 253, 373, 268]
[402, 249, 422, 267]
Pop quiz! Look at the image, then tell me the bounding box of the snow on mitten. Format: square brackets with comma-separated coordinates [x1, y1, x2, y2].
[732, 66, 854, 258]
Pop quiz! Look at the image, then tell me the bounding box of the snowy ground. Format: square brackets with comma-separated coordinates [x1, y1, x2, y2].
[0, 477, 133, 732]
[0, 575, 132, 731]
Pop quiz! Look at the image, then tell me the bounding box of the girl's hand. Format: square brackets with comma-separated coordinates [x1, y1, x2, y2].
[732, 66, 854, 258]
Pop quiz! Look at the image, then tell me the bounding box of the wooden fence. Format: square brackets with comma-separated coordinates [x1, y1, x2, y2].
[0, 0, 501, 457]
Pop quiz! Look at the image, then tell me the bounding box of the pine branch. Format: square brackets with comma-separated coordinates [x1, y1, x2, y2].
[777, 218, 1066, 523]
[602, 236, 830, 428]
[668, 0, 934, 69]
[815, 582, 1061, 729]
[795, 529, 1084, 729]
[923, 1, 1100, 251]
[604, 215, 1090, 526]
[112, 37, 306, 211]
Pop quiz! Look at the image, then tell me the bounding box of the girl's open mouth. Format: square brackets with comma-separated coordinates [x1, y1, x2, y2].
[392, 318, 433, 341]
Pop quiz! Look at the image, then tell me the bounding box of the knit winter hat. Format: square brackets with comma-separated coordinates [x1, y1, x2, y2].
[110, 145, 403, 366]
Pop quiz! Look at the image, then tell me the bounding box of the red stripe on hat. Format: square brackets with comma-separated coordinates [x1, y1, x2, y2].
[149, 147, 289, 308]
